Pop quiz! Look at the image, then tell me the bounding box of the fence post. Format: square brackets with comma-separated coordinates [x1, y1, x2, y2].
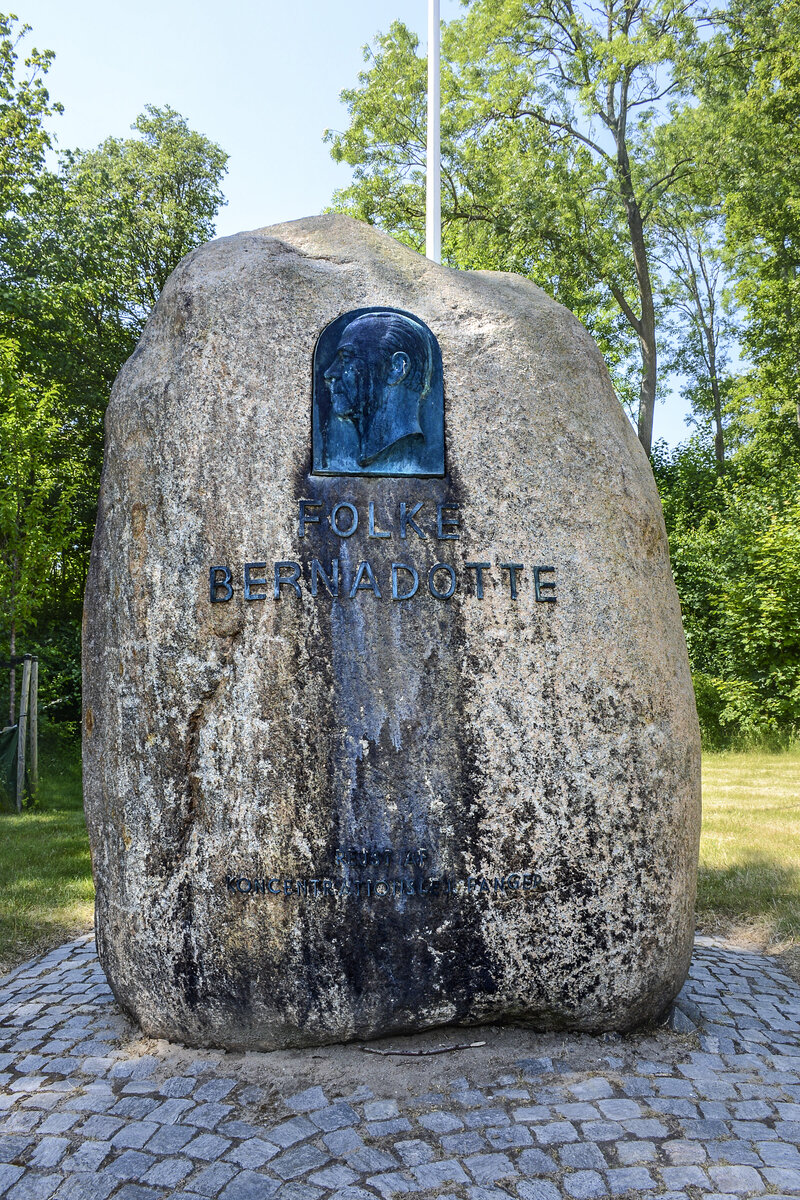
[29, 657, 38, 798]
[16, 655, 31, 812]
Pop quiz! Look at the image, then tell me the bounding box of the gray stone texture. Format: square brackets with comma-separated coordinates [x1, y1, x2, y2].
[83, 214, 700, 1049]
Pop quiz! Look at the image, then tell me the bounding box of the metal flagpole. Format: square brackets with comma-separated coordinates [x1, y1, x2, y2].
[426, 0, 441, 263]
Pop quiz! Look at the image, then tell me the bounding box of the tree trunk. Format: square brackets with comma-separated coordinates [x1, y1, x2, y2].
[637, 321, 657, 457]
[707, 349, 725, 473]
[615, 126, 657, 456]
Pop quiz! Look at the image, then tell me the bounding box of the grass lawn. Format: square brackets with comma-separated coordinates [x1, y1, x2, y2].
[0, 731, 94, 977]
[0, 737, 798, 979]
[697, 747, 800, 974]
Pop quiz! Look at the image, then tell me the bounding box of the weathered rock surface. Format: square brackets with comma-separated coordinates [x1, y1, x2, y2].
[83, 214, 701, 1050]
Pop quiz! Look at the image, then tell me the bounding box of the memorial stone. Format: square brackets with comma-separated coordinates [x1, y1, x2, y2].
[82, 214, 701, 1050]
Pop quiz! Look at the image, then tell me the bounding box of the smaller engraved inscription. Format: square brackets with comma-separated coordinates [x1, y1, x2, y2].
[312, 307, 445, 477]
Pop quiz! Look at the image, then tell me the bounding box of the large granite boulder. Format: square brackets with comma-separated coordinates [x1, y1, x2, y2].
[83, 214, 701, 1050]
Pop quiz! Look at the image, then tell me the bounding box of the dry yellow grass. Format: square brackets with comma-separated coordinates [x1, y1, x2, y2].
[698, 748, 800, 974]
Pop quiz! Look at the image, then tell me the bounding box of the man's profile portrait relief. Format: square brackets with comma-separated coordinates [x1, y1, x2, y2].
[312, 307, 444, 477]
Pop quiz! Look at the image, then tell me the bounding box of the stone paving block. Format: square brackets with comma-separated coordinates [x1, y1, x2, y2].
[606, 1166, 656, 1193]
[709, 1164, 767, 1193]
[189, 1161, 239, 1196]
[556, 1104, 599, 1121]
[649, 1097, 698, 1118]
[111, 1121, 159, 1150]
[486, 1125, 532, 1150]
[364, 1102, 398, 1121]
[512, 1107, 550, 1123]
[662, 1139, 707, 1164]
[183, 1133, 233, 1161]
[577, 1121, 623, 1142]
[309, 1103, 360, 1132]
[75, 1117, 123, 1141]
[328, 1189, 380, 1200]
[517, 1149, 558, 1176]
[266, 1117, 316, 1149]
[218, 1171, 281, 1200]
[464, 1109, 510, 1129]
[706, 1138, 764, 1166]
[184, 1103, 233, 1131]
[159, 1078, 196, 1099]
[36, 1117, 79, 1137]
[0, 1165, 25, 1195]
[272, 1185, 322, 1200]
[224, 1139, 279, 1169]
[757, 1142, 800, 1166]
[733, 1099, 772, 1119]
[762, 1167, 800, 1192]
[194, 1080, 236, 1104]
[51, 1172, 117, 1200]
[60, 1143, 111, 1173]
[105, 1149, 156, 1179]
[29, 1138, 70, 1169]
[733, 1119, 778, 1139]
[141, 1156, 193, 1186]
[412, 1158, 468, 1187]
[367, 1119, 411, 1137]
[661, 1165, 710, 1188]
[440, 1131, 487, 1156]
[563, 1170, 607, 1198]
[323, 1129, 363, 1156]
[655, 1077, 696, 1097]
[393, 1141, 434, 1168]
[559, 1144, 607, 1170]
[144, 1125, 196, 1154]
[307, 1163, 359, 1189]
[681, 1117, 729, 1138]
[417, 1110, 462, 1133]
[465, 1187, 515, 1200]
[217, 1122, 266, 1142]
[270, 1142, 329, 1180]
[596, 1099, 640, 1120]
[144, 1098, 195, 1126]
[533, 1121, 577, 1145]
[120, 1081, 160, 1096]
[112, 1187, 166, 1200]
[22, 1094, 63, 1113]
[0, 1135, 33, 1162]
[615, 1139, 656, 1164]
[700, 1100, 732, 1119]
[365, 1170, 419, 1196]
[569, 1080, 613, 1101]
[463, 1152, 516, 1183]
[516, 1182, 561, 1200]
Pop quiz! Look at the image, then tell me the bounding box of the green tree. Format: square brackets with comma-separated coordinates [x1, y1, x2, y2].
[55, 104, 228, 326]
[655, 203, 734, 472]
[0, 339, 76, 723]
[327, 0, 701, 451]
[10, 105, 229, 593]
[693, 0, 800, 450]
[0, 16, 229, 719]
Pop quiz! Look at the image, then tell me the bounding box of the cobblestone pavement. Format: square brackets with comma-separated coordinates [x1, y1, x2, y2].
[1, 936, 799, 1200]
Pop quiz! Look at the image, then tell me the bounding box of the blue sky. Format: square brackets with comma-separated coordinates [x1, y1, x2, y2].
[19, 0, 691, 446]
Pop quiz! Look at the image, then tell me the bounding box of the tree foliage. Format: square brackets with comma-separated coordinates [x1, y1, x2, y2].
[327, 0, 705, 450]
[0, 15, 228, 724]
